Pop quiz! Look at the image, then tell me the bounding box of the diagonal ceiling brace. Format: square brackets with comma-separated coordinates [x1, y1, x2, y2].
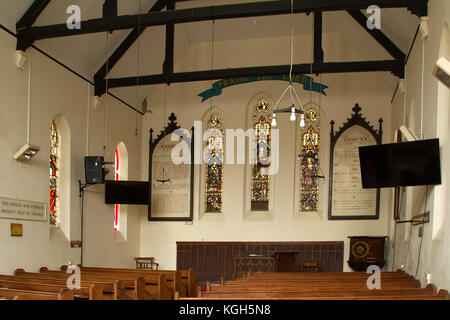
[347, 10, 406, 63]
[94, 0, 168, 96]
[16, 0, 52, 50]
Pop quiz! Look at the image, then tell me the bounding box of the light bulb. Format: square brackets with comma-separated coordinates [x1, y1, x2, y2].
[290, 106, 296, 121]
[271, 114, 277, 127]
[300, 114, 305, 128]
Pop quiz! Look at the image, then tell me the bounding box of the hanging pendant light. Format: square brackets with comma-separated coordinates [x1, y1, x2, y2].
[271, 113, 277, 126]
[271, 0, 305, 128]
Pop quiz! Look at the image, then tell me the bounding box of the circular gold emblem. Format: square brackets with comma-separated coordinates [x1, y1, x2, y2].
[351, 241, 370, 259]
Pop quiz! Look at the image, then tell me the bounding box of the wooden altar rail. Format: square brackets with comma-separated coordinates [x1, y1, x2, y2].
[176, 241, 344, 285]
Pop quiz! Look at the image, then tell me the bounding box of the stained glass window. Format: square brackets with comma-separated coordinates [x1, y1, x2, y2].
[205, 114, 224, 213]
[299, 107, 320, 212]
[114, 147, 120, 230]
[49, 121, 59, 226]
[251, 99, 272, 211]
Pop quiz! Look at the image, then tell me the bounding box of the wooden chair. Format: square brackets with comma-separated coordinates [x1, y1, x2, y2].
[134, 257, 159, 270]
[300, 262, 320, 272]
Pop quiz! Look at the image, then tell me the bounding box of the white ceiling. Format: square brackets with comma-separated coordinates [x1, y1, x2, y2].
[0, 0, 419, 105]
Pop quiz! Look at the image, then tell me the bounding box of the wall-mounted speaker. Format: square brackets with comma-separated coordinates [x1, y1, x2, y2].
[84, 156, 105, 184]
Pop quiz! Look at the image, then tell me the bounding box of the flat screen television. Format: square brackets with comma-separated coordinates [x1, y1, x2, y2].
[359, 138, 441, 188]
[105, 180, 149, 205]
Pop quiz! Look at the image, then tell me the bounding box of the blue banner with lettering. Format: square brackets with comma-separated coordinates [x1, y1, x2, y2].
[198, 74, 328, 102]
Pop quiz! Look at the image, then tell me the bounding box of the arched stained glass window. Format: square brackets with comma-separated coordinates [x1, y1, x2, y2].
[114, 146, 120, 230]
[205, 113, 224, 213]
[251, 99, 271, 211]
[299, 106, 320, 212]
[49, 120, 59, 226]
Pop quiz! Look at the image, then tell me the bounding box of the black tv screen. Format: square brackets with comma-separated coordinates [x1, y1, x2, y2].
[359, 139, 441, 188]
[105, 180, 149, 205]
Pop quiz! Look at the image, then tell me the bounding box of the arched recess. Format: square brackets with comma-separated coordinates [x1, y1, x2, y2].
[244, 92, 276, 221]
[114, 141, 128, 242]
[50, 114, 71, 241]
[199, 106, 226, 220]
[433, 22, 450, 240]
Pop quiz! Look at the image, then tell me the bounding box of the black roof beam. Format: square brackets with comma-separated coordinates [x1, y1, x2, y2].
[163, 0, 175, 76]
[94, 0, 167, 95]
[19, 0, 428, 48]
[314, 12, 324, 65]
[98, 60, 404, 91]
[103, 0, 118, 19]
[347, 10, 406, 62]
[16, 0, 51, 50]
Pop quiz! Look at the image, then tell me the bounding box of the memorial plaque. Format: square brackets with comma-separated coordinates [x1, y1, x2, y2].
[328, 104, 382, 220]
[0, 196, 46, 222]
[148, 113, 194, 221]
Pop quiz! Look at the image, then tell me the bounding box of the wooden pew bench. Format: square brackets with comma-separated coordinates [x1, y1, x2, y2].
[60, 265, 198, 297]
[14, 269, 156, 300]
[0, 288, 73, 300]
[39, 267, 172, 300]
[0, 277, 102, 300]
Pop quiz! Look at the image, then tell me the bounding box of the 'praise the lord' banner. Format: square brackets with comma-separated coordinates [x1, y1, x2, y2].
[198, 74, 328, 102]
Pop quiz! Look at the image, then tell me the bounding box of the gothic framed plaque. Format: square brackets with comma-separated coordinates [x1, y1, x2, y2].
[328, 104, 382, 220]
[148, 113, 194, 221]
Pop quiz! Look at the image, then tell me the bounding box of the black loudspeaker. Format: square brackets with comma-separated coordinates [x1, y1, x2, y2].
[84, 156, 105, 184]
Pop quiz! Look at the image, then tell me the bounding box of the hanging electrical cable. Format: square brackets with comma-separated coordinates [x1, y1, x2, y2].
[103, 31, 110, 157]
[135, 0, 142, 137]
[271, 0, 305, 128]
[209, 20, 215, 117]
[415, 185, 429, 278]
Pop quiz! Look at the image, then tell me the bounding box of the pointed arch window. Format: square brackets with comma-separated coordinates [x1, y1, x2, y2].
[205, 113, 224, 213]
[114, 146, 120, 230]
[299, 105, 321, 212]
[251, 99, 272, 211]
[49, 120, 59, 226]
[300, 124, 320, 211]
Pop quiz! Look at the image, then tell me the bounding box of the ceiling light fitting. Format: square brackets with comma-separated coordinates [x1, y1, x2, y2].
[271, 0, 305, 128]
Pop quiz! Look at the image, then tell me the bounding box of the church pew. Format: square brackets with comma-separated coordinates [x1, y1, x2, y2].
[209, 282, 420, 292]
[0, 288, 73, 300]
[243, 271, 410, 279]
[179, 294, 450, 300]
[59, 265, 187, 297]
[0, 274, 129, 300]
[61, 265, 198, 297]
[14, 269, 153, 300]
[0, 278, 102, 300]
[39, 267, 172, 300]
[219, 278, 421, 288]
[195, 284, 449, 300]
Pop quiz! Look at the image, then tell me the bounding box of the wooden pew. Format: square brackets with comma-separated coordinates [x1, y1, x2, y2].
[0, 274, 126, 300]
[14, 269, 154, 300]
[0, 288, 73, 300]
[39, 267, 171, 300]
[0, 277, 102, 300]
[189, 284, 449, 300]
[182, 271, 450, 300]
[59, 265, 187, 297]
[60, 265, 198, 297]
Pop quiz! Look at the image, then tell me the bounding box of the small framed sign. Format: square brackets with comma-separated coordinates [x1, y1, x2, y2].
[11, 223, 23, 237]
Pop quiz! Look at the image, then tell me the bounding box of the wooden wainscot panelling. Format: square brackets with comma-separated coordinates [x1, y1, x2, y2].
[177, 241, 344, 285]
